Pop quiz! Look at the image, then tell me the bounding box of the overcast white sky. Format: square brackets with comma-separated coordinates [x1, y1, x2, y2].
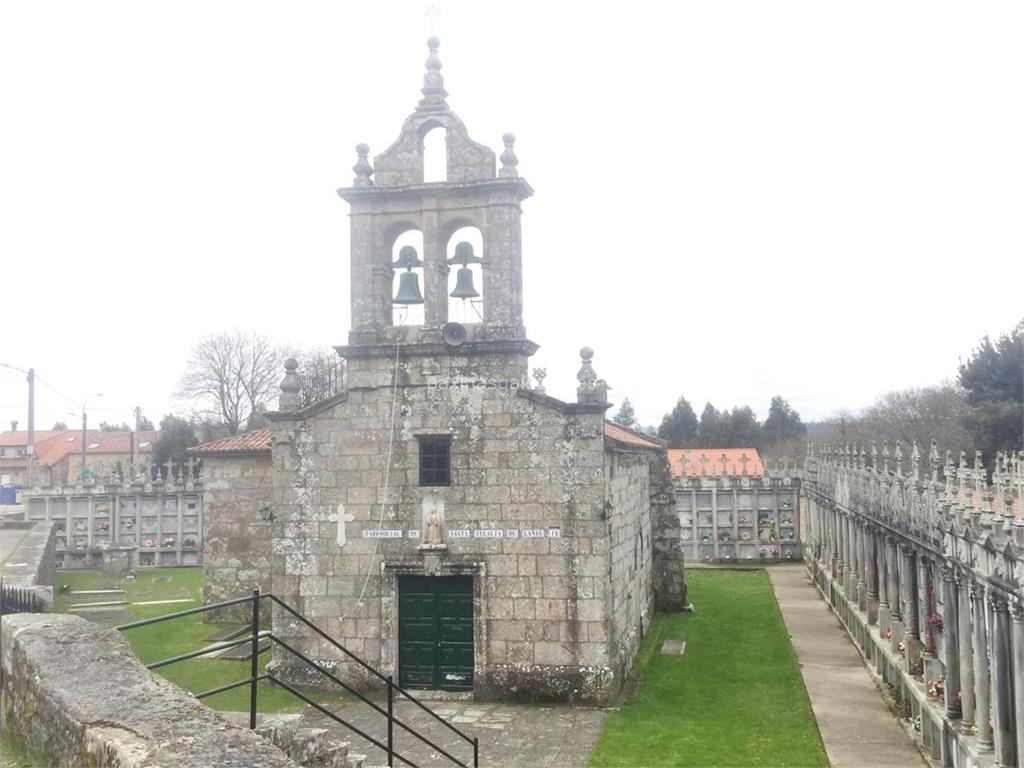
[1, 1, 1021, 433]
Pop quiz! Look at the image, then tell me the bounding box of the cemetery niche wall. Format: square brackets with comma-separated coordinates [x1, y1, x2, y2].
[18, 460, 204, 570]
[804, 444, 1023, 768]
[669, 449, 803, 563]
[194, 37, 686, 705]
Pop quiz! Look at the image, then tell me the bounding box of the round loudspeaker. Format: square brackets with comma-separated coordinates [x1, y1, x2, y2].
[441, 321, 467, 347]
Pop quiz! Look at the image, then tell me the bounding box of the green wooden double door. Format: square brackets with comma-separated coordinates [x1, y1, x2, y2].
[398, 575, 474, 691]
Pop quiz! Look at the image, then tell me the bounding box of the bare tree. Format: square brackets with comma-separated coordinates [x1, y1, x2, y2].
[815, 383, 973, 459]
[177, 331, 287, 435]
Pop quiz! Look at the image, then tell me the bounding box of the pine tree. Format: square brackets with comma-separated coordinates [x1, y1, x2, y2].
[613, 398, 639, 429]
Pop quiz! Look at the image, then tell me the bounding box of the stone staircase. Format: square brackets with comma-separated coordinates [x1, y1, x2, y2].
[64, 588, 131, 625]
[222, 713, 369, 768]
[65, 588, 128, 611]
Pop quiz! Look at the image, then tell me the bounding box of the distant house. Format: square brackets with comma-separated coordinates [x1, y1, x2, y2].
[667, 447, 765, 478]
[0, 429, 158, 487]
[0, 430, 61, 485]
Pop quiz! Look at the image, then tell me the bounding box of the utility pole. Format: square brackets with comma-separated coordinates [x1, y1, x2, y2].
[132, 406, 142, 472]
[80, 407, 87, 478]
[79, 392, 102, 479]
[26, 368, 35, 487]
[1, 363, 36, 487]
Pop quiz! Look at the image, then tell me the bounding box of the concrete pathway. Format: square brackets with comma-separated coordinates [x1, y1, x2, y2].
[304, 697, 606, 768]
[768, 565, 925, 768]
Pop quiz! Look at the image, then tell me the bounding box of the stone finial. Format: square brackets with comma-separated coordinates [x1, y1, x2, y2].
[353, 143, 374, 187]
[910, 442, 921, 482]
[499, 132, 519, 177]
[882, 443, 890, 474]
[893, 444, 903, 477]
[929, 440, 940, 483]
[279, 358, 302, 411]
[576, 347, 599, 403]
[417, 36, 449, 112]
[532, 367, 547, 395]
[871, 442, 878, 472]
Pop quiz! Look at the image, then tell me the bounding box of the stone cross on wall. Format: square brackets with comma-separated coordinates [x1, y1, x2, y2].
[739, 454, 750, 475]
[698, 453, 709, 476]
[327, 503, 356, 548]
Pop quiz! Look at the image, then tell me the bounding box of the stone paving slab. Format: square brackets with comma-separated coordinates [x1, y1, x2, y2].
[768, 565, 926, 768]
[303, 697, 606, 768]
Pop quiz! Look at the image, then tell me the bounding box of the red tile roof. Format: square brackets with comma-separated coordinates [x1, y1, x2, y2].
[0, 430, 62, 447]
[33, 431, 159, 467]
[190, 428, 272, 456]
[667, 448, 764, 477]
[604, 422, 664, 451]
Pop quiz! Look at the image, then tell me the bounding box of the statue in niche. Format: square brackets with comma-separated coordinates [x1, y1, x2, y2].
[426, 503, 443, 545]
[420, 495, 446, 548]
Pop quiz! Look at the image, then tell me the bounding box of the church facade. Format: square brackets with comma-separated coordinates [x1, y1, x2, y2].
[197, 38, 684, 703]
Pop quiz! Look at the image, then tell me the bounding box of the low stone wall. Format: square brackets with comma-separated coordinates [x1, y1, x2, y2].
[0, 613, 299, 767]
[0, 520, 56, 609]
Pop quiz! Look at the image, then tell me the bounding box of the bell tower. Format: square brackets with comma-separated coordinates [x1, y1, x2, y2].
[336, 37, 537, 382]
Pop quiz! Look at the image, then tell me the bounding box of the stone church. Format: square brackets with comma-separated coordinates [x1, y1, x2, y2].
[194, 37, 684, 704]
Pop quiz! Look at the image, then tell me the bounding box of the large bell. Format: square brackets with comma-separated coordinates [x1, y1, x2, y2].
[450, 266, 479, 299]
[394, 271, 424, 305]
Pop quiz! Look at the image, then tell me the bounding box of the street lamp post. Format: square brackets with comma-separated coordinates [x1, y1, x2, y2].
[1, 363, 36, 487]
[79, 393, 103, 478]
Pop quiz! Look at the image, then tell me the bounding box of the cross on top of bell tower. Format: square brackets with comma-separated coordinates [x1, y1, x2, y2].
[336, 37, 536, 368]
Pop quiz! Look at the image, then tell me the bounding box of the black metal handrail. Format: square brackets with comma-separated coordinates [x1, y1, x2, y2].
[116, 589, 479, 767]
[268, 593, 478, 753]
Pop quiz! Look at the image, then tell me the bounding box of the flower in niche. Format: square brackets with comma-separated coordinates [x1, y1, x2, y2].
[143, 538, 155, 548]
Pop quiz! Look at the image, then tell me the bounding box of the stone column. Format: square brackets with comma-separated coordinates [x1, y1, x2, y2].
[1011, 598, 1024, 768]
[887, 537, 900, 621]
[941, 564, 961, 719]
[1007, 602, 1024, 768]
[902, 545, 922, 673]
[846, 515, 856, 599]
[973, 581, 993, 752]
[957, 573, 975, 734]
[866, 528, 879, 624]
[856, 522, 868, 611]
[990, 592, 1015, 768]
[834, 507, 844, 580]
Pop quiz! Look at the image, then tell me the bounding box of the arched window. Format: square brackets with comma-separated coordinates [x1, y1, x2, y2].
[391, 230, 425, 326]
[422, 127, 446, 183]
[445, 226, 483, 322]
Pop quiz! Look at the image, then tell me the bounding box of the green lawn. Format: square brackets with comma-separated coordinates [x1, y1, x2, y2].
[589, 570, 828, 768]
[52, 568, 338, 713]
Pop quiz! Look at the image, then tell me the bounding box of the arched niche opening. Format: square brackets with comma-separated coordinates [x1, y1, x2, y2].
[391, 229, 425, 326]
[422, 126, 447, 183]
[445, 226, 484, 323]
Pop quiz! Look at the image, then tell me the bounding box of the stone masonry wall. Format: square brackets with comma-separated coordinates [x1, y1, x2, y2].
[0, 613, 299, 767]
[0, 520, 56, 610]
[202, 454, 274, 622]
[270, 354, 617, 702]
[605, 452, 654, 686]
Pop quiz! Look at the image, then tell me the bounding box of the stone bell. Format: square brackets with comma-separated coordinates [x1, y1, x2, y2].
[393, 245, 424, 305]
[447, 241, 482, 300]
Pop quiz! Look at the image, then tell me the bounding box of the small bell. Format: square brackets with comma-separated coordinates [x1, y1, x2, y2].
[450, 266, 479, 299]
[393, 245, 424, 305]
[394, 271, 424, 305]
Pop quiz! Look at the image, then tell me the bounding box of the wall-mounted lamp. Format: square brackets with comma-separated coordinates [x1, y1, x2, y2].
[599, 501, 614, 520]
[258, 504, 274, 522]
